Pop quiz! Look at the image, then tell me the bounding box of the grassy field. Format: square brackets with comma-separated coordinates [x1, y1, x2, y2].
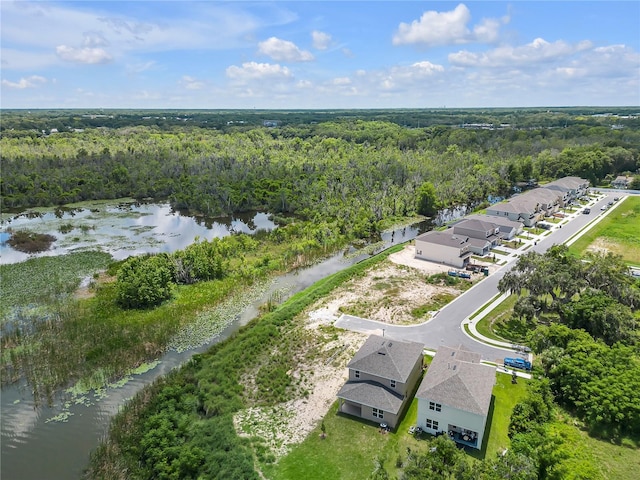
[568, 195, 640, 265]
[0, 251, 113, 317]
[474, 294, 519, 343]
[268, 371, 528, 479]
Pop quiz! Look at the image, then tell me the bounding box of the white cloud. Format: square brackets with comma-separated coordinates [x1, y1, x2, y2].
[226, 62, 292, 81]
[449, 38, 593, 67]
[1, 75, 47, 89]
[393, 3, 507, 47]
[257, 37, 314, 62]
[342, 48, 354, 58]
[332, 77, 351, 86]
[312, 30, 332, 50]
[410, 61, 445, 75]
[180, 75, 205, 90]
[0, 1, 287, 70]
[56, 45, 113, 64]
[82, 32, 110, 48]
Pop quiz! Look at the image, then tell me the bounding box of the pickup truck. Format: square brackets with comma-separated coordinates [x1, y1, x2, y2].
[504, 357, 531, 371]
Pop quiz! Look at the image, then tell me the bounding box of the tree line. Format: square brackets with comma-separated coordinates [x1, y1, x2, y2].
[499, 246, 640, 438]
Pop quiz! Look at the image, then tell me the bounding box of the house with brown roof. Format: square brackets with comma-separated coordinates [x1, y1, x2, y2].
[414, 231, 472, 268]
[337, 335, 424, 429]
[416, 344, 495, 449]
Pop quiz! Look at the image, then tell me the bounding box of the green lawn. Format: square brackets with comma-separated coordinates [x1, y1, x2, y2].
[474, 294, 519, 343]
[568, 196, 640, 265]
[549, 411, 640, 480]
[481, 372, 529, 460]
[577, 429, 640, 479]
[267, 371, 528, 479]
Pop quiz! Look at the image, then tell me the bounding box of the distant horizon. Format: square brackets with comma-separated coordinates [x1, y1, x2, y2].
[3, 105, 640, 112]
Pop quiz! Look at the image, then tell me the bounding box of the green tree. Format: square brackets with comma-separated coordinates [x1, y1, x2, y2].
[416, 181, 439, 217]
[116, 254, 176, 309]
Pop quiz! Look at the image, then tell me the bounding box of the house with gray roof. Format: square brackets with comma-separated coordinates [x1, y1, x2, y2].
[337, 335, 424, 429]
[416, 344, 495, 449]
[543, 176, 589, 201]
[465, 214, 523, 240]
[612, 175, 633, 189]
[518, 188, 563, 214]
[452, 218, 502, 250]
[414, 231, 472, 268]
[485, 198, 542, 227]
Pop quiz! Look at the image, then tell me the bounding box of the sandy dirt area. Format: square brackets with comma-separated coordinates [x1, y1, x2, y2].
[234, 244, 490, 461]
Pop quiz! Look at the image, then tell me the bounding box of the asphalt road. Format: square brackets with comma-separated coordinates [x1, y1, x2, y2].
[335, 191, 625, 361]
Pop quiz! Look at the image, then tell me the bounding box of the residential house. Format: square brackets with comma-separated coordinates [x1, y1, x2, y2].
[452, 219, 502, 247]
[544, 176, 590, 202]
[416, 344, 495, 449]
[465, 215, 523, 240]
[414, 231, 472, 268]
[485, 198, 542, 227]
[612, 175, 633, 189]
[337, 335, 424, 429]
[520, 188, 563, 215]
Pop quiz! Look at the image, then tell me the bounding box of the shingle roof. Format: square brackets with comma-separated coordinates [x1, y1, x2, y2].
[336, 380, 405, 414]
[348, 335, 424, 383]
[466, 214, 522, 230]
[453, 218, 495, 234]
[518, 188, 562, 204]
[416, 345, 495, 416]
[545, 176, 588, 190]
[467, 237, 491, 249]
[415, 231, 470, 249]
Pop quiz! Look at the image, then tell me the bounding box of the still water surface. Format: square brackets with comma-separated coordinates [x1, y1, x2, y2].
[0, 200, 278, 264]
[1, 201, 430, 479]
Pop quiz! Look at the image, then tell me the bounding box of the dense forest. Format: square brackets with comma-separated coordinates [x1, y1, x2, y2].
[2, 110, 640, 240]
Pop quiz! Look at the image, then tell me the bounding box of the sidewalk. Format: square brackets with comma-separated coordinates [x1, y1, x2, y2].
[463, 192, 610, 349]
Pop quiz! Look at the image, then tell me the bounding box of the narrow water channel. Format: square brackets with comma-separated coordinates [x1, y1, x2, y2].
[1, 222, 429, 479]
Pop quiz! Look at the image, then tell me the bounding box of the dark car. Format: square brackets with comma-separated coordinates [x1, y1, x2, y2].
[583, 208, 591, 214]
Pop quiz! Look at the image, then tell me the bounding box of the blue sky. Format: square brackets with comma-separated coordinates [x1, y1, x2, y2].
[2, 1, 639, 109]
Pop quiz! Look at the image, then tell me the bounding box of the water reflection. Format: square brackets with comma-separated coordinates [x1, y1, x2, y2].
[0, 201, 279, 264]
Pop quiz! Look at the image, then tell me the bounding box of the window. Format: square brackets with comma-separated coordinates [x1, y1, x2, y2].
[390, 380, 396, 388]
[373, 408, 384, 419]
[354, 370, 360, 378]
[428, 401, 442, 412]
[425, 419, 439, 430]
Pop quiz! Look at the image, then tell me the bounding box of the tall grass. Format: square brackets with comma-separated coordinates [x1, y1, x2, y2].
[86, 244, 405, 479]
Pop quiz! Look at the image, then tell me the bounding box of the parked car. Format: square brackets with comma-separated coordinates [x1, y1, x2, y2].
[504, 357, 532, 371]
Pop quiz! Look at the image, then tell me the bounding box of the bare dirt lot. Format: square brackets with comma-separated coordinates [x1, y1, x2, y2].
[234, 244, 493, 461]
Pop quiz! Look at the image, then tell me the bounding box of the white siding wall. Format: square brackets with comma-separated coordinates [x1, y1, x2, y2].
[417, 398, 488, 449]
[415, 241, 466, 268]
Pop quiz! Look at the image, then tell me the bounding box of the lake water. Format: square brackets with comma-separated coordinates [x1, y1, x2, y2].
[0, 200, 278, 264]
[0, 200, 431, 479]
